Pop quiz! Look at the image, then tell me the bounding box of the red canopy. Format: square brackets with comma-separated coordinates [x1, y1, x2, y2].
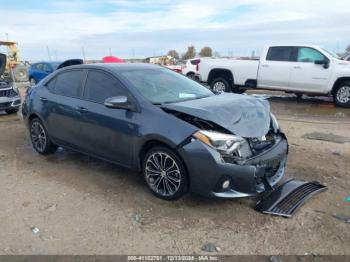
[102, 56, 125, 63]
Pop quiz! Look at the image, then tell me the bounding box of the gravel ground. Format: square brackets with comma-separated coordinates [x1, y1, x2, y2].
[0, 88, 349, 255]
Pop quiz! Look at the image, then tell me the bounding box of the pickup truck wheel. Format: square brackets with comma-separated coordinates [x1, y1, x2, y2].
[210, 78, 230, 93]
[333, 82, 350, 107]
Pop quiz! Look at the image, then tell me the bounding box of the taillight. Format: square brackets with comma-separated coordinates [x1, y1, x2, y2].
[196, 60, 200, 72]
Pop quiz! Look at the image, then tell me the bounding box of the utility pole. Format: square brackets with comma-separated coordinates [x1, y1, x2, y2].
[81, 46, 86, 61]
[46, 46, 52, 61]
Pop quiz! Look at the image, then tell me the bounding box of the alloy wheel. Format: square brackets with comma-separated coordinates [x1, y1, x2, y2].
[212, 81, 226, 93]
[30, 121, 47, 153]
[145, 152, 181, 197]
[336, 85, 350, 104]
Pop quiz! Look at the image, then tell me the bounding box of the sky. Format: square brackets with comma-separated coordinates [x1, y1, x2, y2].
[0, 0, 349, 61]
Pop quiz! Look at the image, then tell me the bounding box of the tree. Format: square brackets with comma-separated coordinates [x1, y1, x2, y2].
[199, 46, 213, 57]
[167, 50, 179, 59]
[182, 46, 196, 60]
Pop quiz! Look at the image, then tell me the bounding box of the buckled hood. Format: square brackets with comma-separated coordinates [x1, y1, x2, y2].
[162, 93, 271, 138]
[0, 53, 6, 77]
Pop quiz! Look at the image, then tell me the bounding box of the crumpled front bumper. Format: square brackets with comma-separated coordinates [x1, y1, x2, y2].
[178, 134, 288, 198]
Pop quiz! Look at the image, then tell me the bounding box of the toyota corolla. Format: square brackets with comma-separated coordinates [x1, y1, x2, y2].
[22, 63, 288, 200]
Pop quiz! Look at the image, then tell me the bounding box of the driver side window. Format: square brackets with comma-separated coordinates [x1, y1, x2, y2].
[83, 70, 127, 104]
[297, 47, 325, 63]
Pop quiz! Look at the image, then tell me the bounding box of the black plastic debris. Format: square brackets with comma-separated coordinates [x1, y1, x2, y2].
[256, 179, 327, 217]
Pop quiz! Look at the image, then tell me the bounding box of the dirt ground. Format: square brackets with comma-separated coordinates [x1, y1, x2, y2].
[0, 87, 349, 255]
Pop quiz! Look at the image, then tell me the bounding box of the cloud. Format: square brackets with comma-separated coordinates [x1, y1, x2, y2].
[0, 0, 349, 60]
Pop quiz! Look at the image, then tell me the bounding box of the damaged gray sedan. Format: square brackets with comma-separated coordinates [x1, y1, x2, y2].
[23, 63, 288, 200]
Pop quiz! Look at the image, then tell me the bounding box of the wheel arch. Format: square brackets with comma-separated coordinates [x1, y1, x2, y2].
[331, 77, 350, 94]
[208, 68, 234, 86]
[27, 113, 50, 135]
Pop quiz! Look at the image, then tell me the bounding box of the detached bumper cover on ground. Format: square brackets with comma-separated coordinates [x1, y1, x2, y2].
[256, 179, 327, 217]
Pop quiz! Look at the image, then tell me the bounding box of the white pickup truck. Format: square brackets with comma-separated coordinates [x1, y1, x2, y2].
[197, 45, 350, 107]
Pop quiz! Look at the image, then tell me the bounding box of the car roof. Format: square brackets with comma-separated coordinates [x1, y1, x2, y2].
[32, 61, 61, 65]
[61, 63, 163, 72]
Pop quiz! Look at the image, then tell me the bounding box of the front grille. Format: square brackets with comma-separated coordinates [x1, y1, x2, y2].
[270, 182, 326, 216]
[256, 180, 327, 217]
[0, 89, 18, 98]
[0, 102, 11, 110]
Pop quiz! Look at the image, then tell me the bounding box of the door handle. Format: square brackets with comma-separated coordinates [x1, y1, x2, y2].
[293, 66, 302, 69]
[77, 106, 88, 113]
[261, 64, 269, 68]
[40, 97, 48, 102]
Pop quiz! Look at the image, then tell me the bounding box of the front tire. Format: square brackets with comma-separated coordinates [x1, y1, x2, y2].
[333, 82, 350, 107]
[143, 146, 188, 200]
[30, 118, 58, 155]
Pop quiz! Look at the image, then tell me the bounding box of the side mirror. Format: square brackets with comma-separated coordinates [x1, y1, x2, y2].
[314, 59, 330, 69]
[104, 96, 135, 111]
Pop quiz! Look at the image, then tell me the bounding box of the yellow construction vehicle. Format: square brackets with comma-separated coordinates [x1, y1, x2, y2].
[0, 40, 28, 82]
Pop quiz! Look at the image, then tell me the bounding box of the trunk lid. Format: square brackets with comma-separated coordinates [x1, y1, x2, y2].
[162, 93, 271, 138]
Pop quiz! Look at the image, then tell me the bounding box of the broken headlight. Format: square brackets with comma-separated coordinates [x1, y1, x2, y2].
[193, 130, 245, 155]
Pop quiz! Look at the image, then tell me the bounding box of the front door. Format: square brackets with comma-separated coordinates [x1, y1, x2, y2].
[77, 69, 138, 166]
[289, 47, 332, 93]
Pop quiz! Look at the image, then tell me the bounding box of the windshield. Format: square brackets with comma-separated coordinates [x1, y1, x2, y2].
[321, 48, 340, 59]
[120, 67, 214, 104]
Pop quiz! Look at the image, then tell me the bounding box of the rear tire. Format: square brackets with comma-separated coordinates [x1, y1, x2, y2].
[210, 77, 230, 93]
[333, 81, 350, 107]
[30, 118, 58, 155]
[143, 146, 188, 200]
[186, 72, 195, 80]
[5, 108, 19, 114]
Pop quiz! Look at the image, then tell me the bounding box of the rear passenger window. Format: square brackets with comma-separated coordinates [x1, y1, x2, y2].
[266, 47, 294, 62]
[54, 70, 83, 98]
[84, 70, 126, 104]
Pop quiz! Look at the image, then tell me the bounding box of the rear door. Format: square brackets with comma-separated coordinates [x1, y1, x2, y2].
[257, 46, 295, 90]
[45, 69, 86, 148]
[288, 47, 332, 93]
[77, 69, 138, 166]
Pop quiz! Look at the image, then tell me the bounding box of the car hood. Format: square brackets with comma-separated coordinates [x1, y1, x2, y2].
[162, 93, 271, 138]
[0, 53, 6, 76]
